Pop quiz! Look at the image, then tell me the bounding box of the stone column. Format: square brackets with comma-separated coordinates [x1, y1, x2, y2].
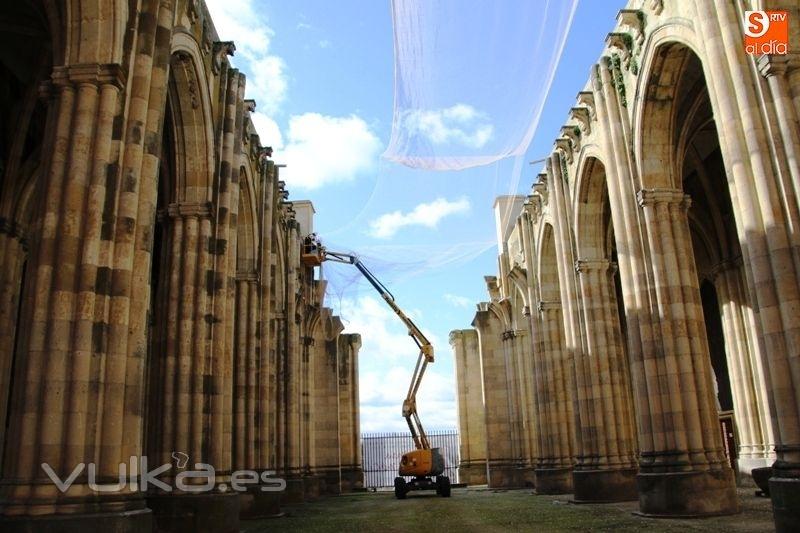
[546, 154, 586, 496]
[713, 261, 775, 473]
[695, 4, 800, 527]
[233, 274, 259, 472]
[0, 62, 155, 533]
[534, 301, 575, 494]
[281, 220, 305, 502]
[312, 312, 344, 495]
[472, 305, 523, 488]
[450, 329, 488, 485]
[635, 188, 738, 515]
[573, 259, 638, 501]
[0, 223, 27, 467]
[338, 333, 363, 492]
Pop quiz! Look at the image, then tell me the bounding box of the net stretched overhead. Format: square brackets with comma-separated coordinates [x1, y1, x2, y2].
[383, 0, 578, 171]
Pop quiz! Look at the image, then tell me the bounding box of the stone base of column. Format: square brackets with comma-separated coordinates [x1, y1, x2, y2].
[281, 477, 305, 504]
[239, 488, 283, 519]
[147, 492, 240, 533]
[534, 467, 573, 494]
[487, 462, 525, 488]
[458, 462, 487, 485]
[315, 468, 342, 495]
[572, 468, 638, 502]
[303, 475, 323, 500]
[0, 508, 152, 533]
[340, 467, 364, 492]
[737, 456, 770, 476]
[769, 475, 800, 532]
[520, 466, 536, 488]
[636, 469, 739, 517]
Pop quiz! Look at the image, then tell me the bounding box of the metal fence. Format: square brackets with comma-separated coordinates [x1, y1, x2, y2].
[361, 429, 459, 488]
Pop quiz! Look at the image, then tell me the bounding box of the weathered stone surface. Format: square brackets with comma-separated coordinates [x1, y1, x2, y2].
[0, 2, 362, 531]
[450, 2, 800, 529]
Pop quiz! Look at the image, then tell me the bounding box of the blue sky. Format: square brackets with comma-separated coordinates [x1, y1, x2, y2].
[206, 0, 625, 433]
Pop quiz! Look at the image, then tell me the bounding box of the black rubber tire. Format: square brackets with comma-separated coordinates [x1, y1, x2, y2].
[394, 477, 407, 499]
[437, 475, 451, 497]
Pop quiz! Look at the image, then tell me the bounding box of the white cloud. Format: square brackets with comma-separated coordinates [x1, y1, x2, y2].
[250, 112, 283, 149]
[401, 104, 494, 149]
[338, 295, 432, 366]
[318, 39, 331, 48]
[337, 295, 456, 433]
[296, 22, 312, 30]
[368, 197, 471, 239]
[359, 369, 456, 433]
[206, 0, 287, 114]
[443, 293, 472, 308]
[278, 113, 382, 189]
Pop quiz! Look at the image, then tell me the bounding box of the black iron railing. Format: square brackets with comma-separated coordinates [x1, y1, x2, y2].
[361, 429, 459, 488]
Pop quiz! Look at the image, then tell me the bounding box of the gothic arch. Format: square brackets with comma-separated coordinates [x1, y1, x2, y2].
[574, 155, 613, 261]
[165, 41, 215, 203]
[632, 18, 708, 191]
[537, 223, 560, 302]
[237, 166, 259, 274]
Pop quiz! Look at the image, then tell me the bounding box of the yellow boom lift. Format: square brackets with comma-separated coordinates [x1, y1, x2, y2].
[301, 237, 451, 498]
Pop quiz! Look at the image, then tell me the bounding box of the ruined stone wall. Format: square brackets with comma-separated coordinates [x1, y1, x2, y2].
[0, 1, 361, 532]
[452, 1, 800, 529]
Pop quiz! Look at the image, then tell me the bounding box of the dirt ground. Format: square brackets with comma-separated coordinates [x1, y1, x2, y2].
[241, 486, 774, 532]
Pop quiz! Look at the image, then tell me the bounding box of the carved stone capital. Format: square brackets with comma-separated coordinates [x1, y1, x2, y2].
[501, 330, 516, 341]
[757, 54, 789, 78]
[575, 259, 610, 273]
[560, 125, 581, 152]
[235, 271, 259, 282]
[617, 9, 645, 47]
[538, 300, 561, 312]
[212, 41, 236, 74]
[570, 106, 592, 135]
[636, 188, 689, 209]
[576, 91, 596, 119]
[51, 63, 126, 89]
[554, 138, 573, 165]
[606, 32, 632, 62]
[168, 202, 213, 219]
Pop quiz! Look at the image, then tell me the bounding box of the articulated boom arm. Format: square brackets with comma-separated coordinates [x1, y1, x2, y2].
[322, 250, 434, 450]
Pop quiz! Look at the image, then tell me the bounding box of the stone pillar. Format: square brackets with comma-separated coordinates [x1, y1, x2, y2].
[573, 259, 638, 502]
[234, 275, 258, 471]
[280, 221, 305, 502]
[0, 61, 155, 532]
[312, 312, 344, 495]
[694, 4, 800, 527]
[533, 301, 575, 494]
[473, 305, 523, 488]
[713, 261, 775, 473]
[635, 188, 738, 516]
[146, 203, 242, 533]
[0, 224, 27, 467]
[338, 333, 363, 492]
[450, 329, 488, 485]
[546, 154, 586, 496]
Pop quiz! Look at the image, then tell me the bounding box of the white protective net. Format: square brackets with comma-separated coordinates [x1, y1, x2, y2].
[383, 0, 578, 171]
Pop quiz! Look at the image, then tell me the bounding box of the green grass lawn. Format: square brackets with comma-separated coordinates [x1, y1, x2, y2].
[242, 487, 774, 532]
